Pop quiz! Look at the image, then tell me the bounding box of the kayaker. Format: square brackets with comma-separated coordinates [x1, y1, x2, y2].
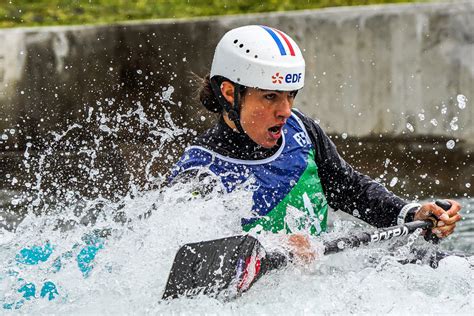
[169, 25, 461, 260]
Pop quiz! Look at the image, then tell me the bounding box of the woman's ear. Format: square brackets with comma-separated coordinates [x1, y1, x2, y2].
[220, 81, 235, 104]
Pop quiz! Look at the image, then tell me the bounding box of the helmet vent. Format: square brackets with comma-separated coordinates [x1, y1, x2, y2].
[239, 44, 244, 48]
[233, 39, 238, 44]
[254, 55, 258, 58]
[246, 49, 250, 53]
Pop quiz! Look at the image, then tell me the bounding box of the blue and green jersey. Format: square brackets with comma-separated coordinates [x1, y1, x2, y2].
[171, 113, 328, 235]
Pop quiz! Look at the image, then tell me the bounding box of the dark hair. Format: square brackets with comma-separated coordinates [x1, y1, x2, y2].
[194, 73, 247, 113]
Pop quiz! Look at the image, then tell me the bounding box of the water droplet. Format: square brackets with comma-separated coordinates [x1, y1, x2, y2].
[1, 134, 8, 140]
[456, 94, 467, 109]
[406, 123, 414, 132]
[450, 117, 459, 131]
[466, 183, 471, 188]
[200, 116, 206, 122]
[99, 125, 111, 133]
[446, 140, 455, 149]
[389, 177, 398, 187]
[341, 132, 347, 139]
[430, 119, 438, 126]
[136, 69, 143, 74]
[418, 113, 425, 121]
[337, 241, 345, 249]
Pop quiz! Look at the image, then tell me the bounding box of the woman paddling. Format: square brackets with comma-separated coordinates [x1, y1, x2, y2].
[169, 25, 461, 260]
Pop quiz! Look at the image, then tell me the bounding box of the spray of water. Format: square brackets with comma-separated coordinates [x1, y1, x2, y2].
[0, 91, 473, 313]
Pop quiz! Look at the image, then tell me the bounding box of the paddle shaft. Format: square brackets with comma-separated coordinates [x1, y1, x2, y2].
[323, 199, 451, 255]
[262, 219, 437, 272]
[322, 219, 435, 255]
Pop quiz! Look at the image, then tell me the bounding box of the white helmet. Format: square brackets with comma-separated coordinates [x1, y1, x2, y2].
[210, 25, 305, 91]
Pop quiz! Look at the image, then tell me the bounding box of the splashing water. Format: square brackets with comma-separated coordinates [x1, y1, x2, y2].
[456, 94, 467, 110]
[1, 96, 473, 313]
[446, 140, 456, 150]
[2, 184, 473, 314]
[450, 117, 459, 131]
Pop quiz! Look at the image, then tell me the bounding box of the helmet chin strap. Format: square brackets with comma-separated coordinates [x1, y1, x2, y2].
[210, 78, 246, 134]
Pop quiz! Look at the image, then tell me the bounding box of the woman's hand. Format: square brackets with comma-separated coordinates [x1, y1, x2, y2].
[414, 199, 462, 238]
[287, 234, 316, 264]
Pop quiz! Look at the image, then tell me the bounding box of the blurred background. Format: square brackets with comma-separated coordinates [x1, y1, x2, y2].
[1, 0, 437, 28]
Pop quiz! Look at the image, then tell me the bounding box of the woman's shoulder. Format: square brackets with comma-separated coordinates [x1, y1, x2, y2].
[291, 108, 320, 126]
[191, 117, 229, 148]
[290, 108, 325, 136]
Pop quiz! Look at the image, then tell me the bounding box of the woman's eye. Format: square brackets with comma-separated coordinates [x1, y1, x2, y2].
[264, 94, 276, 100]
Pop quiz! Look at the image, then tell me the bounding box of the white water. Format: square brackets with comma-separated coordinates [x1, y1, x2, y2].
[1, 183, 473, 314]
[1, 97, 473, 314]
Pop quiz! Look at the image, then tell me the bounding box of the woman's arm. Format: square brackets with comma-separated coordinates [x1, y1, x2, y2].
[294, 110, 409, 228]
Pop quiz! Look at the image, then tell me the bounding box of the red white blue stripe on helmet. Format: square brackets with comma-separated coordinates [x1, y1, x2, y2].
[260, 26, 296, 56]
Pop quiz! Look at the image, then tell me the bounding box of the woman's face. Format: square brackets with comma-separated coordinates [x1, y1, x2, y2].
[221, 82, 296, 148]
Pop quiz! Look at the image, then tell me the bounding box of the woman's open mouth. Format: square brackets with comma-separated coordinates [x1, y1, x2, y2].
[268, 124, 283, 140]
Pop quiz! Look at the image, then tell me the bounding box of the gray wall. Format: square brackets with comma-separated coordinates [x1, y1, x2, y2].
[0, 1, 473, 149]
[296, 1, 473, 141]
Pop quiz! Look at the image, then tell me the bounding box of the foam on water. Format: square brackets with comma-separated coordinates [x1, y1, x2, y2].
[1, 185, 473, 314]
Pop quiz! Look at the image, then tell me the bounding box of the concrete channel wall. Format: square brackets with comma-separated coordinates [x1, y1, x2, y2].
[0, 1, 472, 200]
[0, 1, 473, 147]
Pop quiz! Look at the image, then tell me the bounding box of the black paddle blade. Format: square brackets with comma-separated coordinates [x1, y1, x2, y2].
[162, 235, 285, 300]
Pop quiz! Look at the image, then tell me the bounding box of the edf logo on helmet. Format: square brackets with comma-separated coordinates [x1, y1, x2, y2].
[262, 25, 303, 86]
[272, 72, 302, 84]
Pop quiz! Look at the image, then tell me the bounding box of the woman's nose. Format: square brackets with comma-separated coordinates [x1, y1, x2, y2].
[276, 97, 293, 118]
